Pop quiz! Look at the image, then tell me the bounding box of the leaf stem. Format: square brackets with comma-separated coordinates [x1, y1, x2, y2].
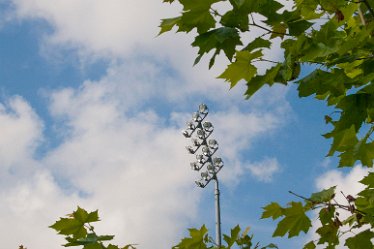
[253, 58, 280, 64]
[210, 8, 222, 17]
[249, 22, 290, 36]
[288, 191, 311, 201]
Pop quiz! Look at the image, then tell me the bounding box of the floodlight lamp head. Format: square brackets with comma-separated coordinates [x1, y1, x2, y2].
[186, 121, 195, 130]
[197, 129, 205, 139]
[208, 139, 218, 149]
[192, 112, 202, 122]
[199, 104, 209, 115]
[192, 138, 200, 146]
[186, 146, 195, 154]
[203, 122, 214, 132]
[201, 171, 209, 181]
[195, 180, 205, 188]
[207, 163, 215, 173]
[190, 162, 199, 171]
[213, 157, 223, 166]
[196, 154, 204, 163]
[202, 145, 211, 156]
[182, 130, 191, 138]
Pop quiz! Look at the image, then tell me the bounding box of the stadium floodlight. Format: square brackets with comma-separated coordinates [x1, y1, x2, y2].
[182, 103, 223, 248]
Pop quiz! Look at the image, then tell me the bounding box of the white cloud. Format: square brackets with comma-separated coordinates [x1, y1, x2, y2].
[0, 96, 42, 171]
[246, 158, 281, 182]
[11, 0, 174, 56]
[0, 62, 290, 249]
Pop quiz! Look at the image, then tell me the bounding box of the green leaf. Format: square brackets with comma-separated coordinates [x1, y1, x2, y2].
[326, 126, 358, 157]
[82, 243, 102, 249]
[296, 0, 321, 19]
[174, 225, 209, 249]
[223, 225, 241, 248]
[261, 202, 284, 219]
[287, 19, 313, 36]
[73, 206, 99, 223]
[64, 233, 112, 247]
[243, 37, 271, 52]
[158, 17, 181, 35]
[270, 23, 287, 39]
[272, 202, 311, 238]
[245, 63, 283, 98]
[178, 0, 222, 34]
[107, 245, 120, 249]
[218, 50, 260, 88]
[354, 140, 374, 167]
[303, 240, 316, 249]
[261, 243, 279, 249]
[345, 229, 374, 249]
[319, 207, 335, 225]
[192, 27, 242, 66]
[316, 223, 339, 245]
[310, 186, 336, 204]
[220, 9, 249, 31]
[360, 172, 374, 188]
[50, 218, 87, 239]
[297, 69, 346, 98]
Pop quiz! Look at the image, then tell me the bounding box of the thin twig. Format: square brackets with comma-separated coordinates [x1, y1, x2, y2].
[253, 58, 279, 64]
[288, 191, 311, 201]
[250, 22, 290, 36]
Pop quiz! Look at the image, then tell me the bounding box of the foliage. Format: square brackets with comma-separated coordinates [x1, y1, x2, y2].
[160, 0, 374, 168]
[160, 0, 374, 248]
[50, 207, 136, 249]
[261, 173, 374, 248]
[172, 225, 278, 249]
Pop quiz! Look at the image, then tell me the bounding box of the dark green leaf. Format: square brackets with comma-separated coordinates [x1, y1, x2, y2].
[243, 37, 271, 52]
[245, 64, 283, 98]
[316, 223, 339, 245]
[192, 27, 242, 66]
[310, 186, 336, 204]
[178, 0, 222, 34]
[287, 19, 313, 36]
[360, 172, 374, 188]
[220, 9, 249, 31]
[345, 229, 374, 249]
[319, 207, 335, 225]
[297, 69, 346, 98]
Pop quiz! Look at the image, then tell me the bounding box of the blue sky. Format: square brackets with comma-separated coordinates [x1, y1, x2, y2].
[0, 1, 368, 249]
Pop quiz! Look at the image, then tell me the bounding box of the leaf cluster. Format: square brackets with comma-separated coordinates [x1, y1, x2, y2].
[160, 0, 374, 169]
[50, 207, 136, 249]
[172, 225, 277, 249]
[262, 183, 374, 249]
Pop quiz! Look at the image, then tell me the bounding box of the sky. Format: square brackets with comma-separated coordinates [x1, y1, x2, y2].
[0, 1, 369, 249]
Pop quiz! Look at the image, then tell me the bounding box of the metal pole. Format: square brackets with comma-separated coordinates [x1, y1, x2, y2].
[214, 176, 222, 248]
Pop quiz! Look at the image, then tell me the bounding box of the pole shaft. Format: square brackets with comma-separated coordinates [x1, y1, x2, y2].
[214, 177, 221, 248]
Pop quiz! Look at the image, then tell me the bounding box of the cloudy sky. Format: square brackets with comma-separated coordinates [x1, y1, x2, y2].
[0, 1, 367, 248]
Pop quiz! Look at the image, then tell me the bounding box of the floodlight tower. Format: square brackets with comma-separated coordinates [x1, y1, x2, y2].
[182, 104, 224, 248]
